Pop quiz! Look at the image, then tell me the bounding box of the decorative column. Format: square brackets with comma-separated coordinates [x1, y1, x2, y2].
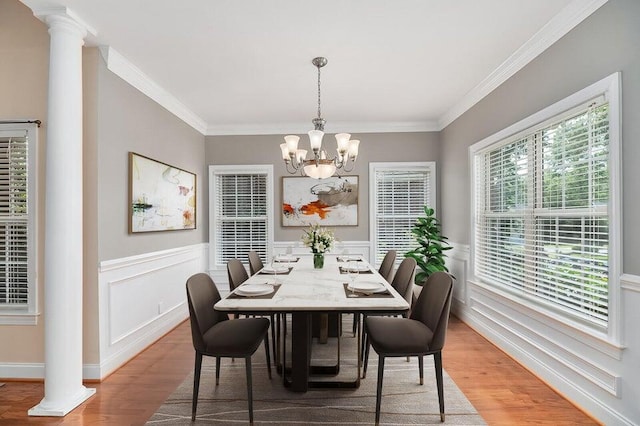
[28, 8, 95, 417]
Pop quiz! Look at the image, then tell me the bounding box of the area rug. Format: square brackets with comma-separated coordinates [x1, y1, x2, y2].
[147, 318, 485, 425]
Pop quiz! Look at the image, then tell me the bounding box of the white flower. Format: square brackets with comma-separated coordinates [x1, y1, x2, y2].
[301, 224, 335, 254]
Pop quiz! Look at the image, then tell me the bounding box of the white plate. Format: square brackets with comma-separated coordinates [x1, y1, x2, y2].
[276, 255, 297, 261]
[261, 265, 289, 274]
[339, 256, 361, 262]
[343, 263, 370, 272]
[347, 281, 386, 293]
[235, 283, 273, 297]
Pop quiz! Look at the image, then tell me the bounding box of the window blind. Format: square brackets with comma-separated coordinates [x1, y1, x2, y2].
[373, 168, 432, 267]
[214, 173, 268, 266]
[0, 135, 29, 306]
[474, 101, 610, 326]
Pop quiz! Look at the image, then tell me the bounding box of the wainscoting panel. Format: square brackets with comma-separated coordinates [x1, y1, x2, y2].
[446, 243, 469, 308]
[451, 241, 637, 425]
[95, 243, 208, 380]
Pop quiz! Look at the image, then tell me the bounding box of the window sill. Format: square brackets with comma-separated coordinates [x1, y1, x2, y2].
[0, 312, 40, 325]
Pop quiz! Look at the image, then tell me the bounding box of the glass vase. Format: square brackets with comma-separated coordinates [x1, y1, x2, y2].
[313, 253, 325, 269]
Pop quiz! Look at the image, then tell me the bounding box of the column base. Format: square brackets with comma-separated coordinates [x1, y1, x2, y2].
[28, 386, 96, 417]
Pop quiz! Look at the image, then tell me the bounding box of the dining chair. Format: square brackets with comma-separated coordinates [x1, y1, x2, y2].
[363, 271, 454, 425]
[378, 250, 397, 281]
[185, 273, 272, 424]
[352, 250, 398, 336]
[248, 250, 264, 275]
[230, 257, 278, 366]
[227, 258, 249, 291]
[358, 256, 416, 352]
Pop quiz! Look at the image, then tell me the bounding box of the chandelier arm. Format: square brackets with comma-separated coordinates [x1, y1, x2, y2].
[284, 161, 300, 175]
[341, 160, 356, 173]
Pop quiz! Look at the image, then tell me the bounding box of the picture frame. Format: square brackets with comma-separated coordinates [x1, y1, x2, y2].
[129, 152, 196, 233]
[282, 175, 358, 227]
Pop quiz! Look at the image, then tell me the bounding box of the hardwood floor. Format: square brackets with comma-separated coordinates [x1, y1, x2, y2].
[0, 316, 598, 425]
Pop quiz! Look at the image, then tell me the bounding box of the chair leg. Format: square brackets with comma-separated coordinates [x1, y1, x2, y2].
[245, 356, 254, 425]
[264, 333, 272, 379]
[352, 313, 359, 337]
[375, 355, 385, 426]
[418, 355, 424, 385]
[270, 313, 277, 366]
[192, 352, 203, 421]
[434, 351, 445, 422]
[215, 356, 221, 385]
[363, 336, 371, 379]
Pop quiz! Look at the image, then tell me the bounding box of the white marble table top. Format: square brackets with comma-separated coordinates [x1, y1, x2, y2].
[214, 255, 410, 313]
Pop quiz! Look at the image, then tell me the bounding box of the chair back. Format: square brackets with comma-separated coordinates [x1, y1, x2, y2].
[390, 257, 416, 305]
[378, 250, 397, 281]
[248, 251, 264, 275]
[410, 271, 453, 352]
[186, 273, 227, 353]
[227, 258, 249, 291]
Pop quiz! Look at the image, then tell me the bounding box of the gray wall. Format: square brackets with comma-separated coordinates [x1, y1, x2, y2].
[441, 0, 640, 274]
[205, 132, 440, 242]
[95, 54, 208, 261]
[440, 0, 640, 422]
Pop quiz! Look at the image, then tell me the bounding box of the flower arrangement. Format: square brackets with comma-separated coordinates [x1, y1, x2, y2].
[301, 224, 335, 254]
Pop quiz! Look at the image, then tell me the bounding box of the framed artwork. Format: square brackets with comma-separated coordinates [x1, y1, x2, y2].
[282, 176, 358, 227]
[129, 152, 196, 233]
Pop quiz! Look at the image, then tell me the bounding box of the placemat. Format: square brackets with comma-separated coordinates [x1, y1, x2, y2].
[339, 266, 373, 274]
[259, 267, 293, 275]
[228, 284, 282, 299]
[342, 283, 392, 298]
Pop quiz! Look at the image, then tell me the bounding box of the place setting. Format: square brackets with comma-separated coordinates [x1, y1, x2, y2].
[230, 282, 281, 299]
[339, 262, 372, 274]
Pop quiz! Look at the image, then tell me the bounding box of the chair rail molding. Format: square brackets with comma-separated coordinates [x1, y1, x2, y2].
[95, 243, 208, 380]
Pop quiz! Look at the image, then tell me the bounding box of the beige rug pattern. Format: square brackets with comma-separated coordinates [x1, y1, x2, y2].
[147, 318, 485, 425]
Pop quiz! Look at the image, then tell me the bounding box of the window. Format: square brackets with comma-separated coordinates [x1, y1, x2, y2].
[0, 123, 38, 324]
[471, 73, 620, 335]
[369, 162, 436, 268]
[209, 165, 273, 269]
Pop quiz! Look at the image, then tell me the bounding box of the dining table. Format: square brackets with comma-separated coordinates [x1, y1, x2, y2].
[214, 254, 410, 392]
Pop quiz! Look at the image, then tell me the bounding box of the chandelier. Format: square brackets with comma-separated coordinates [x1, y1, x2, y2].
[279, 57, 360, 179]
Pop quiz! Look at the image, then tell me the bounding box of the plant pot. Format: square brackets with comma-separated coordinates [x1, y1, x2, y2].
[313, 253, 325, 269]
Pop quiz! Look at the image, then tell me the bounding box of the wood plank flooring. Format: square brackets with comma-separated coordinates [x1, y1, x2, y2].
[0, 316, 598, 425]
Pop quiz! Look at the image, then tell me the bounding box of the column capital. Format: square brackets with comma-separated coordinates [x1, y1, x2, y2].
[20, 2, 96, 39]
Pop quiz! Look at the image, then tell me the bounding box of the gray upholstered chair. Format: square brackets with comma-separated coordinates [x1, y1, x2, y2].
[352, 250, 399, 336]
[378, 250, 397, 282]
[363, 271, 454, 425]
[227, 258, 249, 291]
[359, 257, 416, 351]
[248, 250, 264, 275]
[185, 273, 271, 424]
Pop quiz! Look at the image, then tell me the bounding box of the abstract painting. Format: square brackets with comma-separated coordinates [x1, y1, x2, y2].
[129, 152, 196, 233]
[282, 176, 358, 226]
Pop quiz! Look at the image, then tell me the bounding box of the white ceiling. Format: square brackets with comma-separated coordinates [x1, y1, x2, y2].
[22, 0, 605, 135]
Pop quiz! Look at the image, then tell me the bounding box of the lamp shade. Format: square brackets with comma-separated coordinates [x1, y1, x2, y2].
[296, 149, 307, 163]
[284, 135, 300, 153]
[347, 139, 360, 158]
[280, 143, 290, 160]
[304, 162, 336, 179]
[335, 133, 351, 153]
[308, 130, 324, 152]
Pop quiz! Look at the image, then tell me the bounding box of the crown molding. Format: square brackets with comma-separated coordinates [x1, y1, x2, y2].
[205, 120, 439, 136]
[98, 46, 208, 135]
[437, 0, 609, 130]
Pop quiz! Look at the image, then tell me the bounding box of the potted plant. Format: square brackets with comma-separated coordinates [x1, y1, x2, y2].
[405, 205, 452, 285]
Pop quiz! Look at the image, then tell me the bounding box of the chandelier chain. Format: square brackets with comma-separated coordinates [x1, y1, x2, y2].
[317, 65, 322, 119]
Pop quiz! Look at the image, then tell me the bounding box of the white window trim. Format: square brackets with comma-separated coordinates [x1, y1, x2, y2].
[208, 164, 274, 271]
[0, 122, 39, 325]
[369, 161, 437, 266]
[469, 72, 622, 345]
